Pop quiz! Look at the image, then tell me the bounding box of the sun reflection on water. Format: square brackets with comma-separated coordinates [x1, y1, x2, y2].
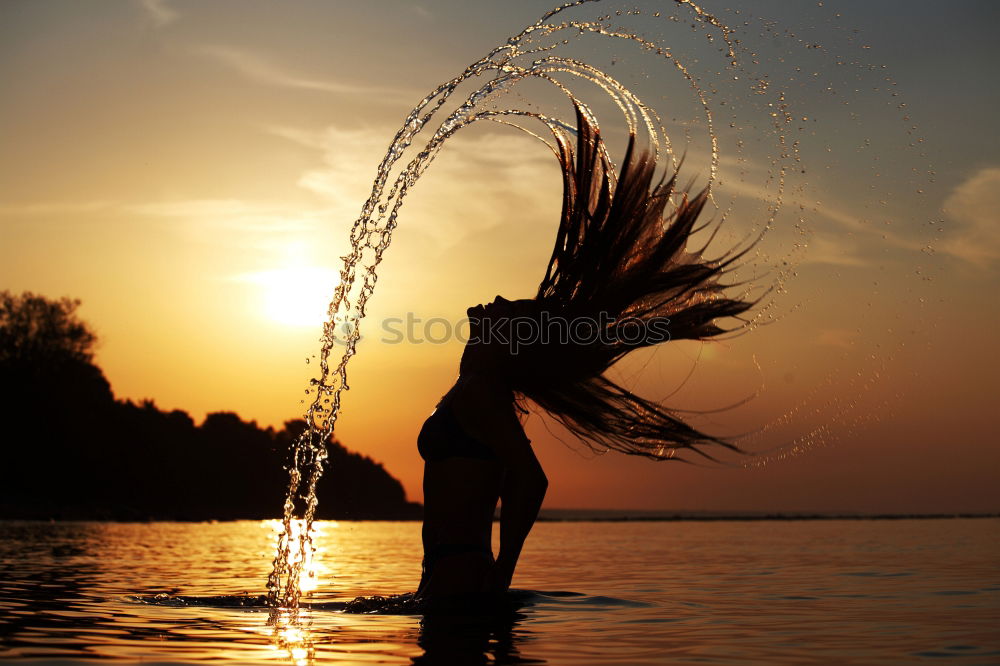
[268, 608, 316, 666]
[262, 519, 336, 602]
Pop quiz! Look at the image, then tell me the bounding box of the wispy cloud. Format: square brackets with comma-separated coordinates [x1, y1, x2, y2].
[939, 167, 1000, 268]
[138, 0, 178, 28]
[0, 198, 307, 231]
[0, 201, 118, 217]
[265, 126, 324, 150]
[123, 198, 324, 239]
[798, 234, 867, 267]
[267, 123, 559, 251]
[195, 45, 412, 102]
[713, 167, 937, 267]
[127, 199, 265, 218]
[0, 196, 333, 259]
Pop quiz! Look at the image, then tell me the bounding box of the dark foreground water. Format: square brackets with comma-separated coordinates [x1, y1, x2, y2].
[1, 519, 998, 664]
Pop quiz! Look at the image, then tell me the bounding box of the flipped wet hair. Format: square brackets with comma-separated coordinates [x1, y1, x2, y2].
[509, 105, 755, 462]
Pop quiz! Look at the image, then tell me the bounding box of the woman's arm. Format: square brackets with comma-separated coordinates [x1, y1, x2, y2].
[493, 449, 547, 591]
[452, 377, 547, 593]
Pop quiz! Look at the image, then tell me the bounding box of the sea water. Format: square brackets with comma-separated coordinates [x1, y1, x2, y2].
[2, 518, 997, 664]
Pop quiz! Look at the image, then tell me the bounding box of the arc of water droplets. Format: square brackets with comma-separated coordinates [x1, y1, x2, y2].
[266, 1, 805, 608]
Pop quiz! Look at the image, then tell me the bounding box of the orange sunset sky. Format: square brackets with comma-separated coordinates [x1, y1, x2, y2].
[2, 0, 998, 513]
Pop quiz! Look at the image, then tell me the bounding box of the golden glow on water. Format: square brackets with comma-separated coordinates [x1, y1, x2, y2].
[2, 521, 997, 664]
[268, 611, 316, 666]
[264, 520, 332, 600]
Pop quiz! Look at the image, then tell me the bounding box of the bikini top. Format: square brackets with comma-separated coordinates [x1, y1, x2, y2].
[416, 400, 498, 463]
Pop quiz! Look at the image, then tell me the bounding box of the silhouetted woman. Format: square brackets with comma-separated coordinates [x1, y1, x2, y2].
[413, 106, 753, 611]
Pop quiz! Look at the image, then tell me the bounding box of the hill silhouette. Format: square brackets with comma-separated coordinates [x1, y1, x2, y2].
[0, 291, 421, 521]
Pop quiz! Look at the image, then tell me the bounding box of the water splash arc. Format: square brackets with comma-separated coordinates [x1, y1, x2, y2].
[265, 0, 930, 608]
[265, 2, 747, 609]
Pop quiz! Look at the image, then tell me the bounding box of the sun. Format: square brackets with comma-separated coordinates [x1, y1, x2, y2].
[242, 266, 340, 327]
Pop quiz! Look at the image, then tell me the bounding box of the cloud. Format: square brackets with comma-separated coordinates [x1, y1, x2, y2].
[709, 175, 870, 267]
[0, 198, 312, 236]
[0, 196, 332, 261]
[127, 199, 264, 218]
[711, 164, 945, 268]
[265, 126, 322, 150]
[939, 167, 1000, 268]
[798, 233, 867, 267]
[267, 123, 560, 251]
[0, 201, 118, 217]
[123, 198, 323, 241]
[139, 0, 178, 28]
[195, 45, 412, 102]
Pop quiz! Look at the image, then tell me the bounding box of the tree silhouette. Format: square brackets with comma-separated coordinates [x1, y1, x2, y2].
[0, 291, 421, 521]
[0, 290, 113, 408]
[1, 291, 97, 367]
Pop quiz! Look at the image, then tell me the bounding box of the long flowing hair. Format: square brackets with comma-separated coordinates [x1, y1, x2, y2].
[510, 106, 755, 462]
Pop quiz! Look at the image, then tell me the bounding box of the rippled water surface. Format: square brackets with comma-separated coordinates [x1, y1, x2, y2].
[1, 519, 998, 664]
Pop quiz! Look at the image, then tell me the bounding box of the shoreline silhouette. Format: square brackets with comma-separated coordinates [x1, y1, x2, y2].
[3, 291, 994, 524]
[0, 290, 421, 523]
